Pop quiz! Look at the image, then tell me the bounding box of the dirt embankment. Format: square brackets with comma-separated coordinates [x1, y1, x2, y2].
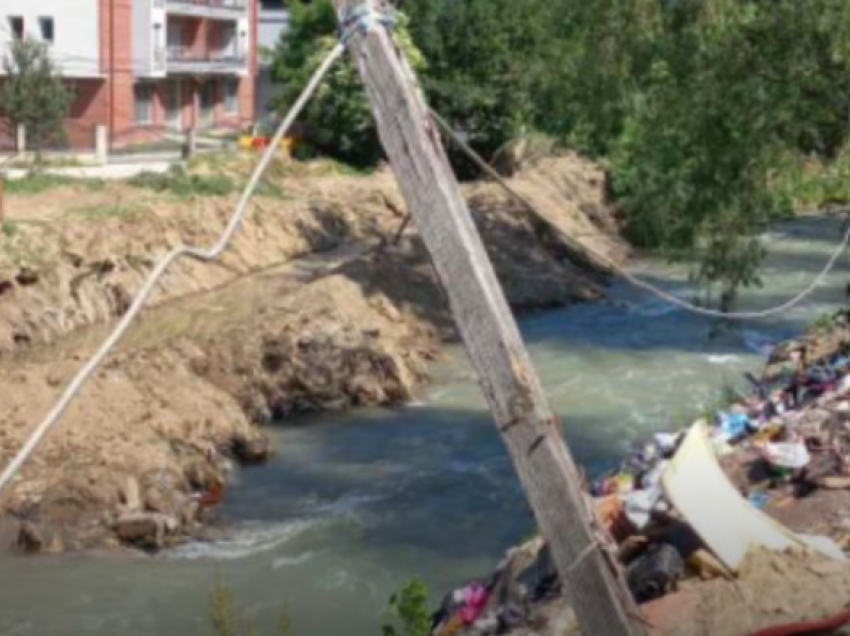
[0, 154, 627, 553]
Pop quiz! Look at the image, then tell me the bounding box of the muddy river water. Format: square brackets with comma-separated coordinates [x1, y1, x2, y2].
[1, 215, 848, 636]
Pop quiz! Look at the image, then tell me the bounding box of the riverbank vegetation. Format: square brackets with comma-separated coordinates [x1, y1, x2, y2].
[273, 0, 850, 300]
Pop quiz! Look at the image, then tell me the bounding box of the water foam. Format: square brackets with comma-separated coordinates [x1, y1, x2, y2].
[272, 551, 316, 569]
[165, 519, 316, 561]
[707, 354, 741, 365]
[165, 490, 389, 562]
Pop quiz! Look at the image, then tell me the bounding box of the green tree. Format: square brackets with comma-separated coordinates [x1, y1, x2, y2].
[273, 0, 850, 301]
[0, 38, 74, 152]
[271, 0, 424, 167]
[609, 0, 850, 295]
[402, 0, 556, 171]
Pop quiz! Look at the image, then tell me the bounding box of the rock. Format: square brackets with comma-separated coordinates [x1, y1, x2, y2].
[114, 512, 177, 549]
[14, 268, 39, 287]
[143, 487, 169, 514]
[121, 476, 142, 512]
[231, 434, 271, 464]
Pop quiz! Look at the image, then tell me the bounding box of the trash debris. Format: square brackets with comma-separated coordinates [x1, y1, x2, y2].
[626, 543, 684, 602]
[663, 421, 845, 570]
[716, 411, 751, 442]
[747, 491, 771, 509]
[433, 310, 850, 635]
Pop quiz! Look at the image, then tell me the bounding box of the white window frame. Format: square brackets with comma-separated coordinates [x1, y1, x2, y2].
[134, 84, 154, 126]
[38, 17, 54, 44]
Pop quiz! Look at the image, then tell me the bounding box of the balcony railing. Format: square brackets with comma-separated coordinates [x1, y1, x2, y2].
[166, 0, 248, 17]
[167, 46, 248, 73]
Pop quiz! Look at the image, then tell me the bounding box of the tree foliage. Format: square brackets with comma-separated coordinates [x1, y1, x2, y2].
[400, 0, 553, 164]
[0, 39, 73, 151]
[271, 0, 424, 167]
[604, 0, 850, 294]
[272, 0, 850, 299]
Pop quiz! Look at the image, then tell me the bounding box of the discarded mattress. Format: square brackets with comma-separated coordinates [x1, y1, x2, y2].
[661, 421, 846, 570]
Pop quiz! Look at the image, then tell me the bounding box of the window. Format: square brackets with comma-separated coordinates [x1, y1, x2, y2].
[223, 79, 238, 115]
[8, 17, 24, 41]
[199, 82, 216, 126]
[38, 17, 54, 44]
[165, 81, 182, 129]
[134, 84, 153, 125]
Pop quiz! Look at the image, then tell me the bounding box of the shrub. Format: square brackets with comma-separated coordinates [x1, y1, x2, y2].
[129, 166, 234, 198]
[381, 579, 431, 636]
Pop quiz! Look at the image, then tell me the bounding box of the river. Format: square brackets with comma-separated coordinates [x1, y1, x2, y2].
[0, 215, 848, 636]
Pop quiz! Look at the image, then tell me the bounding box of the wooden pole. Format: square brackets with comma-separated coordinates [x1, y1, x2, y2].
[331, 2, 647, 635]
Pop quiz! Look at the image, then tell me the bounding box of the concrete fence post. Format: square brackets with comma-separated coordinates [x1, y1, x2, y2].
[95, 126, 109, 165]
[16, 125, 26, 156]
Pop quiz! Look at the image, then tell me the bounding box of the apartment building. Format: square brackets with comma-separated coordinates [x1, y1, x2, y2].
[0, 0, 258, 149]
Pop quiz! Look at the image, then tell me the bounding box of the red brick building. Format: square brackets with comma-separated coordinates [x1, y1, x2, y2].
[1, 0, 258, 150]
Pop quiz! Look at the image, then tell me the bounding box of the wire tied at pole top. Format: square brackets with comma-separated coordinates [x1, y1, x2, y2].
[338, 1, 397, 45]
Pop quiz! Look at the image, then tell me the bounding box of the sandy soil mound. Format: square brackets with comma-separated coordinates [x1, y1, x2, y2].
[0, 154, 623, 355]
[645, 548, 850, 636]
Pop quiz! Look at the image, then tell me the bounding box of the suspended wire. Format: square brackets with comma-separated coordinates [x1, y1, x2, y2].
[430, 110, 850, 322]
[0, 42, 346, 499]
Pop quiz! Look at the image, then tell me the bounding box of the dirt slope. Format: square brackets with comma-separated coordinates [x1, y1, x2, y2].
[0, 153, 628, 552]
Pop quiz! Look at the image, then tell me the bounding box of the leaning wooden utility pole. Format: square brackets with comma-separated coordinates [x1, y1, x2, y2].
[332, 2, 648, 635]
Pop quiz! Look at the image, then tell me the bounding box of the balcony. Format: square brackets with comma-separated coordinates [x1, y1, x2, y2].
[165, 0, 248, 20]
[166, 46, 248, 74]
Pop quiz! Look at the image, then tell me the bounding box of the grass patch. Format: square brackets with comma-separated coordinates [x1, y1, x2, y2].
[209, 575, 295, 636]
[254, 180, 293, 200]
[130, 154, 368, 203]
[4, 173, 104, 195]
[72, 202, 147, 222]
[1, 221, 19, 238]
[0, 229, 41, 268]
[808, 311, 837, 334]
[129, 166, 234, 199]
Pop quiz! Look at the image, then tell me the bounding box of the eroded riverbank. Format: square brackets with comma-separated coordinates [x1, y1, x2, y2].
[0, 154, 626, 552]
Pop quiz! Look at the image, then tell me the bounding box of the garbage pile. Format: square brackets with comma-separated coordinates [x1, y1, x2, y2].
[431, 311, 850, 636]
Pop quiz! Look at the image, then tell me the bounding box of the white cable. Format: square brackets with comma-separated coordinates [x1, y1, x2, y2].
[431, 109, 850, 322]
[0, 43, 345, 499]
[611, 228, 850, 320]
